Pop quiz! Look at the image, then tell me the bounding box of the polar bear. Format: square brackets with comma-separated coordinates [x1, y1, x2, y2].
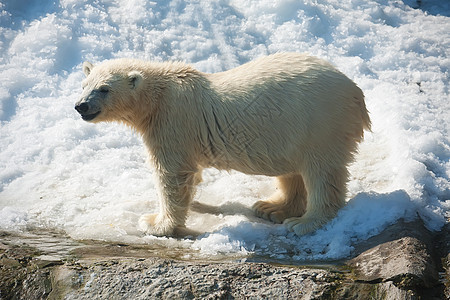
[75, 53, 371, 237]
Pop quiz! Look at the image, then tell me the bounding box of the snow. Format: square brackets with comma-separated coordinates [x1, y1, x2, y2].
[0, 0, 449, 262]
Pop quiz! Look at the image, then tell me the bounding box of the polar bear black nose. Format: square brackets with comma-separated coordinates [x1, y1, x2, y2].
[75, 102, 89, 114]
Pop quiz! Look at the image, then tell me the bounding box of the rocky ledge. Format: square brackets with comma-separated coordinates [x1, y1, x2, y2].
[0, 220, 448, 299]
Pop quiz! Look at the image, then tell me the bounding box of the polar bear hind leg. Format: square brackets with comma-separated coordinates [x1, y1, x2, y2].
[284, 163, 347, 235]
[253, 174, 308, 223]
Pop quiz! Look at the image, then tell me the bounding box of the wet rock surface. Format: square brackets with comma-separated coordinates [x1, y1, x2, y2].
[349, 220, 439, 285]
[0, 220, 447, 299]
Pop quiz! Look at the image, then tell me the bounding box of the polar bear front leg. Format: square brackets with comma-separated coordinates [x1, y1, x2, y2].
[139, 170, 197, 237]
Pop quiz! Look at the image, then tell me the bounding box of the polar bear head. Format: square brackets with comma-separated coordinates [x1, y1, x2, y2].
[74, 59, 145, 124]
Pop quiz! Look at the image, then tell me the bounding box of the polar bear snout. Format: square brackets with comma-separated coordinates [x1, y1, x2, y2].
[74, 101, 101, 121]
[75, 102, 89, 113]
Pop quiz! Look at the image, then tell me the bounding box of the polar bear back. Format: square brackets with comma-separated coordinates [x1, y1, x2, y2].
[194, 53, 369, 175]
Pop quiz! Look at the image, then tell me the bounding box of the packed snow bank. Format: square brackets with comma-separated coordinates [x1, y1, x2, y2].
[0, 0, 448, 261]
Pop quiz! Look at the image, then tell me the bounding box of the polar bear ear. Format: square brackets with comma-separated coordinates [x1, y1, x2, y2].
[128, 71, 143, 89]
[83, 61, 94, 77]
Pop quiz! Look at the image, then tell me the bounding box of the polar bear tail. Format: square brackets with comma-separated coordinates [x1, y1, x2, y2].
[360, 96, 372, 133]
[353, 89, 372, 139]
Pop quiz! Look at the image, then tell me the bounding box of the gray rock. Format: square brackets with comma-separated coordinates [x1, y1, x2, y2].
[435, 222, 450, 299]
[0, 219, 447, 299]
[51, 259, 341, 299]
[349, 220, 439, 287]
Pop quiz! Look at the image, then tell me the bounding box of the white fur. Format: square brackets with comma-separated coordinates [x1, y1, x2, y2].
[76, 53, 371, 237]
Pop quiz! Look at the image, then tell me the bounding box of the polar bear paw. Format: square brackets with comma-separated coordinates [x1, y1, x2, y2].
[138, 213, 176, 237]
[283, 216, 327, 236]
[138, 213, 200, 238]
[252, 200, 293, 224]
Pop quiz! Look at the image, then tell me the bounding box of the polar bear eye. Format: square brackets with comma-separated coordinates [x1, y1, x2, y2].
[99, 86, 109, 93]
